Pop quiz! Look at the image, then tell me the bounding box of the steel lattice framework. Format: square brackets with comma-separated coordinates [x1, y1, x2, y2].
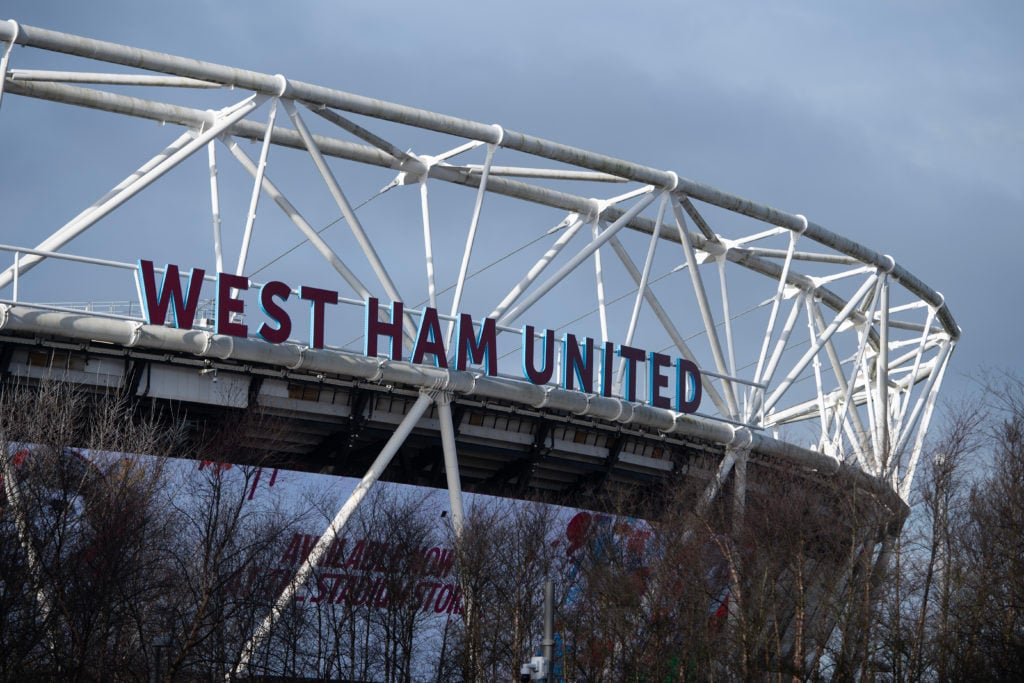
[0, 19, 958, 669]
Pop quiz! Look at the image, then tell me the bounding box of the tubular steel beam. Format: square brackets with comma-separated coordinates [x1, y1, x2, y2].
[0, 20, 960, 344]
[0, 93, 263, 289]
[0, 75, 917, 357]
[0, 20, 959, 510]
[236, 390, 434, 674]
[437, 396, 466, 538]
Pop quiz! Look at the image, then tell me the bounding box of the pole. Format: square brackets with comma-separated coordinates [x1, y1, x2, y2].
[543, 579, 554, 680]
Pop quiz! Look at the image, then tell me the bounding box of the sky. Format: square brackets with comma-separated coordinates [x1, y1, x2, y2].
[2, 0, 1022, 418]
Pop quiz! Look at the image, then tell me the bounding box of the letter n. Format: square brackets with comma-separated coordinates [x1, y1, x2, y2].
[562, 334, 594, 393]
[521, 325, 555, 385]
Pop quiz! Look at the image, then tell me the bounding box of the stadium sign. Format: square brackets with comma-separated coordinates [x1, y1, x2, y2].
[137, 260, 702, 413]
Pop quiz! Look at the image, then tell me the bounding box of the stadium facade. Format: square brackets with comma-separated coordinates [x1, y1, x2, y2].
[0, 19, 958, 678]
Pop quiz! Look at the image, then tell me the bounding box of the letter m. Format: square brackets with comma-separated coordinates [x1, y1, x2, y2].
[137, 259, 205, 329]
[456, 314, 497, 376]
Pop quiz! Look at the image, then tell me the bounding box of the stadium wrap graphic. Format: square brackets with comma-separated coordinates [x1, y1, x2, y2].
[5, 446, 729, 613]
[245, 533, 466, 615]
[4, 443, 731, 683]
[136, 259, 703, 413]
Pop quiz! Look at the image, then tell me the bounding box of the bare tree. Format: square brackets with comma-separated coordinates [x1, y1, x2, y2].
[935, 375, 1024, 681]
[0, 380, 312, 682]
[0, 380, 181, 682]
[863, 376, 1024, 683]
[11, 374, 1024, 682]
[450, 497, 568, 683]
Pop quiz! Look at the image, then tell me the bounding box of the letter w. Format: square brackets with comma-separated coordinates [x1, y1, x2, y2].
[137, 259, 205, 328]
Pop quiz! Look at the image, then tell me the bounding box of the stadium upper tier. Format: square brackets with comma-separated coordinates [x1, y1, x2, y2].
[0, 19, 957, 505]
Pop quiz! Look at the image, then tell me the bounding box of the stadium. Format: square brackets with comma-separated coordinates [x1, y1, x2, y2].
[0, 19, 958, 680]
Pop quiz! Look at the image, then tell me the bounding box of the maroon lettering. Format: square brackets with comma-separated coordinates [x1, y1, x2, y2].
[421, 582, 441, 613]
[281, 533, 304, 565]
[258, 280, 292, 344]
[600, 341, 615, 397]
[436, 548, 455, 579]
[217, 272, 249, 337]
[618, 344, 647, 402]
[322, 537, 347, 568]
[563, 334, 594, 393]
[359, 541, 381, 572]
[648, 351, 672, 409]
[450, 586, 464, 615]
[423, 547, 441, 577]
[310, 573, 339, 603]
[522, 326, 555, 385]
[299, 285, 338, 350]
[412, 307, 448, 368]
[434, 583, 454, 613]
[675, 358, 702, 414]
[344, 540, 365, 570]
[137, 260, 205, 329]
[456, 314, 497, 375]
[365, 297, 404, 361]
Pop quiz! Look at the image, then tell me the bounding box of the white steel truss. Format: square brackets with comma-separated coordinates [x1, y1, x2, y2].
[0, 21, 961, 668]
[0, 20, 957, 501]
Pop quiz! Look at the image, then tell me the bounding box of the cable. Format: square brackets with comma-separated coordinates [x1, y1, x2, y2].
[247, 180, 397, 279]
[341, 224, 564, 351]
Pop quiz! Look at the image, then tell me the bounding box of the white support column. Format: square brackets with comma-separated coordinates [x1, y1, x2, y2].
[606, 235, 729, 417]
[858, 280, 885, 470]
[836, 411, 872, 473]
[221, 134, 372, 301]
[697, 447, 739, 520]
[283, 100, 417, 340]
[746, 293, 805, 424]
[11, 251, 19, 302]
[835, 283, 881, 473]
[437, 396, 466, 538]
[762, 272, 879, 417]
[898, 340, 953, 498]
[877, 276, 891, 471]
[732, 447, 748, 535]
[421, 176, 439, 309]
[752, 231, 800, 389]
[892, 304, 937, 441]
[809, 304, 830, 449]
[717, 257, 738, 381]
[0, 94, 262, 290]
[0, 20, 18, 109]
[207, 141, 225, 273]
[235, 98, 279, 277]
[489, 214, 586, 322]
[806, 301, 872, 467]
[447, 139, 499, 348]
[672, 199, 739, 418]
[855, 345, 880, 473]
[891, 337, 952, 466]
[616, 192, 668, 392]
[498, 190, 657, 325]
[728, 446, 748, 638]
[681, 439, 747, 546]
[236, 391, 433, 675]
[592, 219, 610, 345]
